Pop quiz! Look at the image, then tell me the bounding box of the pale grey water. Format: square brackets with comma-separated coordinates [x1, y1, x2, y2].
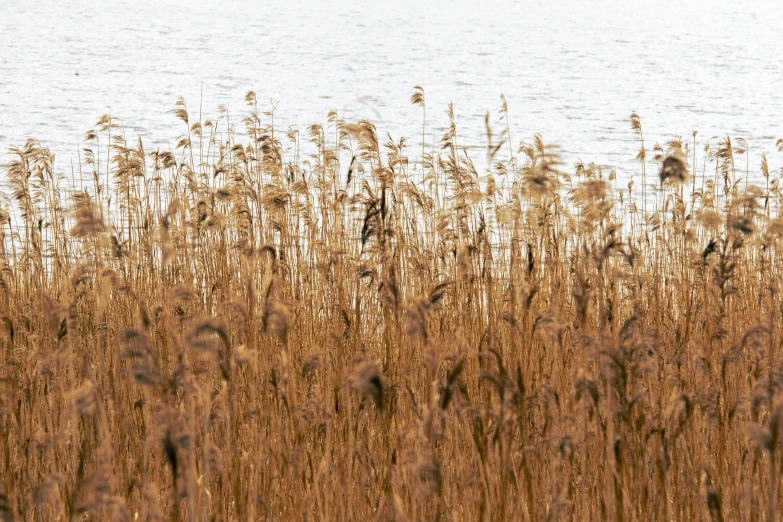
[1, 0, 782, 185]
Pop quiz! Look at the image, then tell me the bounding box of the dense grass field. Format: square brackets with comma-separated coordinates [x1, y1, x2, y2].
[1, 90, 783, 521]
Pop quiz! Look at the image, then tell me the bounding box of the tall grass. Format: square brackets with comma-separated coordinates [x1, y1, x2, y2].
[1, 91, 783, 521]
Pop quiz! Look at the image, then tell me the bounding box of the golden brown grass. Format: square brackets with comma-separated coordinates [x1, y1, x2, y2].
[1, 91, 783, 521]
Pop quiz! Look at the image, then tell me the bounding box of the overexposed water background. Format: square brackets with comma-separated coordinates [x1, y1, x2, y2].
[1, 0, 782, 187]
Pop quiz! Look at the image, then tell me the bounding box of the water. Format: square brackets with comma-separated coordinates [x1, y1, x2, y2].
[1, 0, 782, 186]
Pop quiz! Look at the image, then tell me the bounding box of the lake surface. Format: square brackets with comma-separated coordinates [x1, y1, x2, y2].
[1, 0, 782, 186]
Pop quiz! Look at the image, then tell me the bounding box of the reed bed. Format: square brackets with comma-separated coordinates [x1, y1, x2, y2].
[1, 90, 783, 521]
